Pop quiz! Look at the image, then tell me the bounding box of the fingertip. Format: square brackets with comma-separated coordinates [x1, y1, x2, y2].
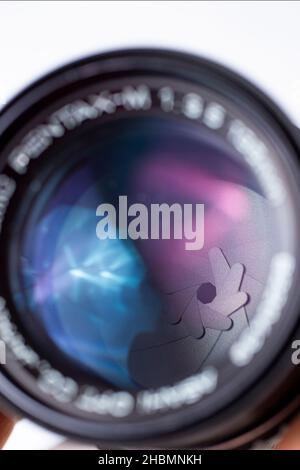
[276, 414, 300, 450]
[0, 412, 14, 448]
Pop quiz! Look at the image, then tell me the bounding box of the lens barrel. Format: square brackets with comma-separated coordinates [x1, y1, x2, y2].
[0, 49, 300, 448]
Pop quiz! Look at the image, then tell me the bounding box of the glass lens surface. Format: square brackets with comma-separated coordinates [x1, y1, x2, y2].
[11, 116, 283, 390]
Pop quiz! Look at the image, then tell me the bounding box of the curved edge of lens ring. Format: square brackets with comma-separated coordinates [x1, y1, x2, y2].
[0, 49, 300, 448]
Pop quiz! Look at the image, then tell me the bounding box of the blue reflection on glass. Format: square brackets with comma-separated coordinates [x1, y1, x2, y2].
[18, 169, 161, 389]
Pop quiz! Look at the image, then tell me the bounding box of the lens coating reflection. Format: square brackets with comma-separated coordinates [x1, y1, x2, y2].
[12, 117, 279, 390]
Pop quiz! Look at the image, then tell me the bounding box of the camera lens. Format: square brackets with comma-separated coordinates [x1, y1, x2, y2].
[1, 49, 300, 448]
[11, 117, 268, 392]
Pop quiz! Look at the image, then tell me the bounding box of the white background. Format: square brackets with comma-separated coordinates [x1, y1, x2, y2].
[1, 0, 300, 449]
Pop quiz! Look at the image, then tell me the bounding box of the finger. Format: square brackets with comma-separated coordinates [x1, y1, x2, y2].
[201, 303, 232, 330]
[221, 263, 245, 295]
[276, 414, 300, 450]
[212, 291, 248, 315]
[0, 412, 14, 448]
[209, 247, 230, 288]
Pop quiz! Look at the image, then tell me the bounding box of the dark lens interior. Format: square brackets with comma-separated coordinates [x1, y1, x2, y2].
[10, 115, 281, 390]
